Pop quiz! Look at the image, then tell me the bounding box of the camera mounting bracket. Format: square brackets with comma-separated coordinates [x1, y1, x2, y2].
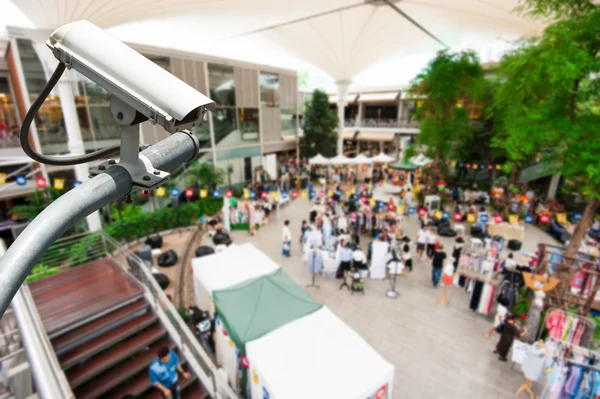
[88, 96, 170, 189]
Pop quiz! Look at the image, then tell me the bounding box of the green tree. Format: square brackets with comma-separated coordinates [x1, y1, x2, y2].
[300, 89, 338, 158]
[494, 0, 600, 298]
[183, 160, 226, 189]
[409, 50, 485, 191]
[11, 188, 62, 220]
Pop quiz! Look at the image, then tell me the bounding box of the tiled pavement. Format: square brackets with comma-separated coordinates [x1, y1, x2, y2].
[220, 199, 559, 399]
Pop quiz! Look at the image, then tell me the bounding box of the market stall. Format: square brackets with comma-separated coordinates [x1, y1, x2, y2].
[191, 243, 280, 311]
[212, 268, 322, 391]
[308, 154, 330, 165]
[245, 306, 395, 399]
[488, 222, 525, 242]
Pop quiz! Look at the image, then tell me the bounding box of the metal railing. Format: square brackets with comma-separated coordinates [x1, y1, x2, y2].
[11, 285, 74, 398]
[102, 233, 237, 399]
[357, 118, 420, 128]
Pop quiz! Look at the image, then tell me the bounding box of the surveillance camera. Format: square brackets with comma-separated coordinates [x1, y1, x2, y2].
[46, 20, 215, 133]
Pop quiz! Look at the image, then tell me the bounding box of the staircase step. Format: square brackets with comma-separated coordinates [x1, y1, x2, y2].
[182, 380, 211, 399]
[59, 312, 158, 369]
[108, 359, 191, 399]
[52, 298, 148, 355]
[146, 373, 198, 399]
[73, 337, 175, 399]
[67, 324, 167, 389]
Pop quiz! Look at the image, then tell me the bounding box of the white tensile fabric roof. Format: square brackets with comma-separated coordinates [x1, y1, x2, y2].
[329, 154, 350, 165]
[308, 154, 330, 165]
[191, 243, 280, 295]
[372, 152, 395, 163]
[246, 306, 395, 399]
[352, 154, 373, 164]
[11, 0, 542, 81]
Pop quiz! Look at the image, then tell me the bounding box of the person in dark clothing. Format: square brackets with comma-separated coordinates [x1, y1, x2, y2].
[452, 236, 464, 272]
[431, 244, 446, 287]
[494, 313, 527, 361]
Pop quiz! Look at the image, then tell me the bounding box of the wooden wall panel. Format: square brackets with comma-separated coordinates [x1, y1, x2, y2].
[234, 67, 259, 108]
[261, 107, 281, 143]
[280, 74, 297, 110]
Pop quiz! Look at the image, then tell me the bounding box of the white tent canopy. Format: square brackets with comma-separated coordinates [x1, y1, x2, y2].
[410, 154, 433, 166]
[329, 154, 350, 165]
[246, 306, 394, 399]
[372, 152, 395, 163]
[308, 154, 330, 165]
[191, 243, 280, 311]
[351, 154, 373, 164]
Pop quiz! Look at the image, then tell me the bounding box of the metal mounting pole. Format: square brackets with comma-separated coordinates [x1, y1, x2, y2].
[0, 132, 200, 318]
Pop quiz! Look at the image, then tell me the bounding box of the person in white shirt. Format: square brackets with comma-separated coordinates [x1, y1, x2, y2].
[322, 215, 333, 251]
[282, 220, 292, 257]
[426, 228, 438, 259]
[504, 252, 517, 270]
[415, 226, 429, 262]
[404, 190, 414, 209]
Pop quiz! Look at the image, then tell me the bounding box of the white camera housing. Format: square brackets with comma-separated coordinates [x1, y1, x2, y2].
[46, 20, 215, 133]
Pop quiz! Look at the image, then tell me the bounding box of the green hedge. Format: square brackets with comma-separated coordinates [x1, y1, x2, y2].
[104, 199, 222, 241]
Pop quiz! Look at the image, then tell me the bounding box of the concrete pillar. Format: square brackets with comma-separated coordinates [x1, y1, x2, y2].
[379, 141, 384, 153]
[356, 140, 361, 154]
[31, 41, 102, 232]
[548, 174, 561, 200]
[336, 80, 351, 156]
[397, 99, 404, 124]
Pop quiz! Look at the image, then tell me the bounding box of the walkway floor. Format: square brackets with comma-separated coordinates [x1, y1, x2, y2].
[224, 199, 559, 399]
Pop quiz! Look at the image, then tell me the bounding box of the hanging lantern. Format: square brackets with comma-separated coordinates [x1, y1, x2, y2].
[473, 163, 478, 170]
[442, 211, 449, 220]
[388, 203, 395, 212]
[509, 214, 519, 225]
[225, 189, 233, 199]
[53, 178, 65, 190]
[291, 190, 299, 199]
[301, 190, 307, 199]
[243, 189, 250, 199]
[0, 173, 5, 184]
[213, 189, 220, 198]
[370, 198, 376, 207]
[479, 164, 485, 170]
[156, 187, 166, 197]
[141, 190, 150, 196]
[397, 204, 404, 214]
[16, 175, 26, 186]
[524, 214, 534, 224]
[465, 163, 471, 169]
[494, 214, 503, 224]
[186, 188, 194, 198]
[319, 190, 325, 198]
[467, 213, 476, 223]
[437, 180, 447, 191]
[171, 188, 180, 198]
[573, 212, 582, 221]
[556, 213, 567, 224]
[35, 176, 47, 189]
[435, 210, 443, 220]
[261, 191, 268, 200]
[454, 212, 463, 222]
[451, 161, 457, 167]
[200, 189, 208, 198]
[241, 354, 250, 369]
[540, 214, 550, 224]
[271, 191, 279, 200]
[496, 164, 502, 170]
[418, 208, 427, 218]
[73, 180, 82, 188]
[409, 207, 416, 215]
[488, 164, 494, 171]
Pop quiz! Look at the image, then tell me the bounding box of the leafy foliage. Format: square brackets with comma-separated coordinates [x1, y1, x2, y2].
[515, 0, 596, 20]
[409, 50, 485, 162]
[300, 89, 338, 157]
[183, 160, 226, 189]
[104, 199, 222, 241]
[11, 188, 63, 220]
[25, 263, 61, 283]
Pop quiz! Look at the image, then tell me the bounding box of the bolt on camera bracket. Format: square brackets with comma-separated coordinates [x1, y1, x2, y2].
[88, 96, 169, 189]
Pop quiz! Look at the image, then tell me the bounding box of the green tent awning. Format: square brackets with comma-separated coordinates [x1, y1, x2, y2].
[391, 160, 418, 170]
[213, 269, 322, 349]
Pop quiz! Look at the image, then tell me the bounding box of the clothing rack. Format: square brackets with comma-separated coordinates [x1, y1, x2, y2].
[538, 308, 596, 348]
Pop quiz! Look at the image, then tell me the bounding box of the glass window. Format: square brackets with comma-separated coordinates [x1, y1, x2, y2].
[190, 112, 211, 149]
[280, 109, 296, 137]
[260, 72, 279, 107]
[208, 64, 235, 107]
[238, 108, 260, 142]
[216, 146, 261, 186]
[77, 76, 121, 142]
[17, 39, 68, 151]
[0, 77, 20, 148]
[212, 108, 237, 147]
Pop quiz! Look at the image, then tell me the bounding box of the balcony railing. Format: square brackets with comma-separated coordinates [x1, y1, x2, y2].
[357, 118, 420, 128]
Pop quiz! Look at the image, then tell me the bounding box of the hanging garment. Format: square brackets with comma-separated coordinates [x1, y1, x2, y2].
[486, 286, 496, 315]
[470, 281, 484, 311]
[580, 323, 594, 348]
[477, 284, 491, 314]
[307, 249, 324, 274]
[521, 345, 547, 381]
[524, 301, 543, 343]
[546, 310, 566, 340]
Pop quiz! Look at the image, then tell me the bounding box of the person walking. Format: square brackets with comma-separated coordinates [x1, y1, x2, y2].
[322, 214, 333, 251]
[282, 220, 292, 257]
[426, 228, 437, 259]
[431, 244, 447, 288]
[149, 346, 190, 399]
[494, 313, 527, 362]
[415, 225, 429, 262]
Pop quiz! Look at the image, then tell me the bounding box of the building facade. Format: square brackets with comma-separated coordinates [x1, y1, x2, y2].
[328, 89, 420, 159]
[0, 27, 299, 230]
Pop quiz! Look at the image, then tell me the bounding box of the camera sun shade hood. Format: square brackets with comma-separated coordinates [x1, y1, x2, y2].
[46, 20, 216, 133]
